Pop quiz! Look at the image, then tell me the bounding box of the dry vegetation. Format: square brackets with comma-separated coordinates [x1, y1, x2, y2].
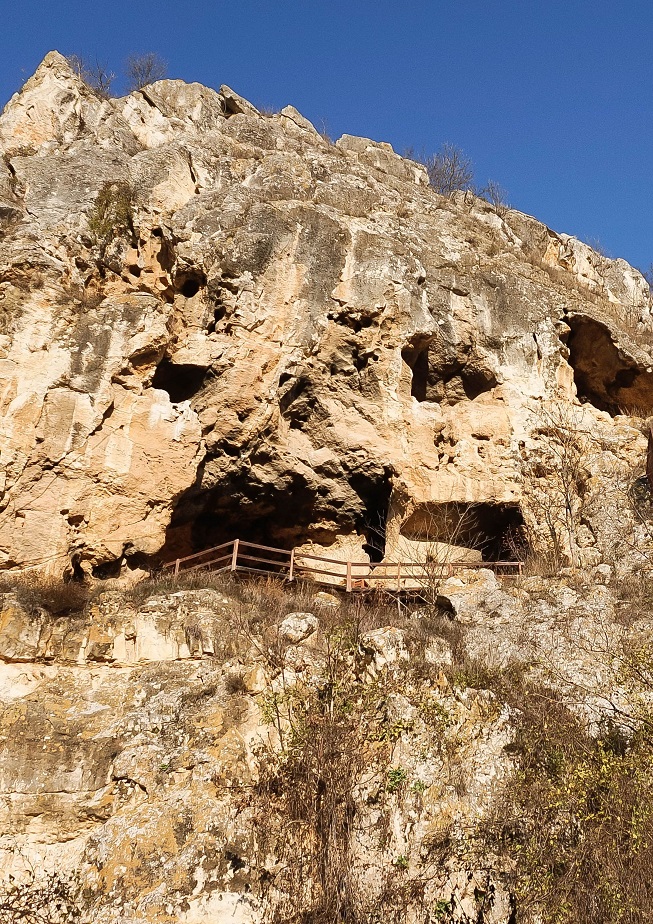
[490, 672, 653, 924]
[5, 537, 653, 921]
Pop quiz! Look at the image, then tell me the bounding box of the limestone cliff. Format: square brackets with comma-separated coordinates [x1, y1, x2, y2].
[1, 51, 651, 577]
[3, 52, 653, 924]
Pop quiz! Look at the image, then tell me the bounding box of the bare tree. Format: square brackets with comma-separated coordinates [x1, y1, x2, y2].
[0, 846, 80, 923]
[522, 402, 594, 570]
[125, 53, 167, 91]
[66, 55, 115, 98]
[479, 180, 509, 216]
[381, 502, 487, 608]
[425, 143, 474, 196]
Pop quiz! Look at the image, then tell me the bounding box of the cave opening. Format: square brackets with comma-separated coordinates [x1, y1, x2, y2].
[410, 348, 429, 401]
[400, 501, 527, 562]
[157, 463, 322, 566]
[152, 358, 208, 404]
[175, 269, 207, 299]
[567, 314, 653, 416]
[156, 457, 395, 570]
[402, 341, 497, 404]
[348, 467, 394, 563]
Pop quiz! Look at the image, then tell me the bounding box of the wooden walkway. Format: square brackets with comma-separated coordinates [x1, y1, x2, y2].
[164, 539, 522, 593]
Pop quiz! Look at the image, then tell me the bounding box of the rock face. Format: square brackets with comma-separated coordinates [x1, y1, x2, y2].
[4, 56, 653, 921]
[0, 569, 647, 923]
[1, 51, 651, 576]
[0, 581, 526, 922]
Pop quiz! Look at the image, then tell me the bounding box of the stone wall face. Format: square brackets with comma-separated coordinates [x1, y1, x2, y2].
[3, 52, 653, 924]
[1, 52, 651, 575]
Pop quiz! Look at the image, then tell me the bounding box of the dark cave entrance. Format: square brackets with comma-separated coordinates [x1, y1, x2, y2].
[157, 457, 394, 568]
[349, 468, 393, 563]
[567, 314, 653, 416]
[174, 268, 207, 299]
[400, 501, 527, 562]
[152, 359, 208, 403]
[402, 340, 497, 404]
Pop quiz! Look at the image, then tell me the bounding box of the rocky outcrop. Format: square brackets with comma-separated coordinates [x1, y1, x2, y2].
[1, 51, 651, 577]
[1, 567, 649, 923]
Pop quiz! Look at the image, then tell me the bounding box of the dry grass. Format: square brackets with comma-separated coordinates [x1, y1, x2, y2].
[0, 573, 91, 616]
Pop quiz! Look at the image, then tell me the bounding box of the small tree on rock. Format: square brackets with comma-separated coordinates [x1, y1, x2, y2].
[425, 143, 474, 196]
[66, 55, 115, 98]
[126, 53, 167, 91]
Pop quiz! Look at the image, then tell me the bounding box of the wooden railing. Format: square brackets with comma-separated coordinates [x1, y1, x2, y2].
[164, 539, 522, 592]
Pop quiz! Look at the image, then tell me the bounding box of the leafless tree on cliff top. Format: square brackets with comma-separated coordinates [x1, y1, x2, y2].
[425, 143, 474, 196]
[66, 54, 115, 98]
[126, 53, 167, 91]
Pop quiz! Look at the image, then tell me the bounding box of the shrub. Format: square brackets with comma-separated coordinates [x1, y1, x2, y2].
[66, 55, 115, 98]
[491, 673, 653, 924]
[0, 850, 80, 922]
[0, 573, 90, 616]
[479, 180, 510, 216]
[88, 181, 135, 246]
[424, 143, 474, 196]
[125, 53, 167, 91]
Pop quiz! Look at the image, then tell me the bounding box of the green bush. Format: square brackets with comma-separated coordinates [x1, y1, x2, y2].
[88, 181, 135, 245]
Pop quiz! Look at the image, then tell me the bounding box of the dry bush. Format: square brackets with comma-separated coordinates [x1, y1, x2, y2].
[125, 53, 167, 91]
[424, 144, 475, 196]
[478, 180, 510, 217]
[0, 852, 80, 923]
[255, 611, 390, 923]
[521, 402, 595, 571]
[66, 55, 115, 98]
[88, 181, 135, 251]
[470, 657, 653, 924]
[0, 573, 90, 616]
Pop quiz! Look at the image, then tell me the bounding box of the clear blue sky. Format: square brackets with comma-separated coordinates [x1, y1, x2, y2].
[1, 0, 651, 270]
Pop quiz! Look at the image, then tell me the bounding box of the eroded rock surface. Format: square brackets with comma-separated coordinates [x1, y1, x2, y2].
[1, 51, 651, 577]
[2, 568, 651, 923]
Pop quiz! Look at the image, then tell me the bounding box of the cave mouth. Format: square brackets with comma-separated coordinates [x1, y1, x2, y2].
[567, 314, 653, 416]
[152, 358, 207, 403]
[156, 457, 395, 569]
[175, 269, 207, 299]
[400, 501, 527, 562]
[348, 467, 393, 563]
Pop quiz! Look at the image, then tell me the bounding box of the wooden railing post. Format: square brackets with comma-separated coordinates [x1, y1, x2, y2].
[289, 548, 295, 581]
[346, 560, 352, 592]
[174, 558, 180, 577]
[396, 562, 401, 592]
[231, 539, 239, 572]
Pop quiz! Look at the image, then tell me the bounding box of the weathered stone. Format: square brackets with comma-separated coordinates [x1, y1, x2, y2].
[278, 611, 318, 644]
[0, 51, 650, 579]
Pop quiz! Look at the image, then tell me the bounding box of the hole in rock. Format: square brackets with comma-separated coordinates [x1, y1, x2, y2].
[158, 464, 321, 565]
[175, 269, 207, 299]
[567, 314, 653, 415]
[400, 502, 526, 562]
[93, 558, 122, 580]
[349, 467, 393, 563]
[157, 456, 394, 569]
[152, 358, 207, 403]
[410, 347, 429, 401]
[278, 375, 318, 430]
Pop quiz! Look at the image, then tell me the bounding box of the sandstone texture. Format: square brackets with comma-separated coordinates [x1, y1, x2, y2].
[1, 51, 651, 577]
[2, 52, 653, 924]
[1, 569, 650, 923]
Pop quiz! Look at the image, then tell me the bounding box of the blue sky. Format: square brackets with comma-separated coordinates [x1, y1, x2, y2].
[1, 0, 651, 270]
